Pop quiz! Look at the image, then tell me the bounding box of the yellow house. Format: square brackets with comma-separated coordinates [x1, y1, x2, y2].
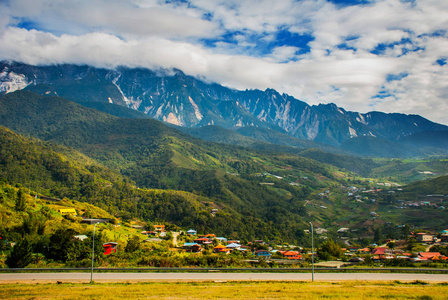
[58, 208, 77, 216]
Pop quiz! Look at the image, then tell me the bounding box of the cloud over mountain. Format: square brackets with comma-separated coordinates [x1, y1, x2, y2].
[1, 0, 447, 124]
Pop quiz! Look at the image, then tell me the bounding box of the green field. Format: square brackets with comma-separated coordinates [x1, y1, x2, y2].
[1, 281, 447, 299]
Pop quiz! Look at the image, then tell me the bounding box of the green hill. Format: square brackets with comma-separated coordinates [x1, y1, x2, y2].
[403, 174, 448, 196]
[0, 125, 302, 240]
[0, 91, 345, 241]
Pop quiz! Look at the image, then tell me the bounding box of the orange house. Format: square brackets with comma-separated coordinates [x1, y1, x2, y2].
[153, 225, 165, 232]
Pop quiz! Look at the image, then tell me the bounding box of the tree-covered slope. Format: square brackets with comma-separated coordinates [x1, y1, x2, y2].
[0, 91, 343, 241]
[403, 175, 448, 196]
[1, 125, 315, 241]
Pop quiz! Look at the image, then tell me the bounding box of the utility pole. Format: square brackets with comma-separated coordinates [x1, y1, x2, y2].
[309, 222, 314, 282]
[90, 222, 98, 283]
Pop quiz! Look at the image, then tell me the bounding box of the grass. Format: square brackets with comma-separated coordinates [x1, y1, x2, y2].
[1, 281, 448, 299]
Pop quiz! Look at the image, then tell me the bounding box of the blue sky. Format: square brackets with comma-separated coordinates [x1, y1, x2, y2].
[0, 0, 448, 124]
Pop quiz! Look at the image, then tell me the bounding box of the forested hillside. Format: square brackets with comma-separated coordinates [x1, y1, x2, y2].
[0, 125, 314, 241]
[0, 91, 342, 242]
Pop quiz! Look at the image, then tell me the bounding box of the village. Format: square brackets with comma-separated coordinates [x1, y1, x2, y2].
[125, 222, 448, 268]
[52, 181, 448, 269]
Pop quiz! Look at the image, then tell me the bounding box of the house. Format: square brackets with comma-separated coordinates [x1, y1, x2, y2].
[227, 240, 241, 244]
[226, 242, 241, 249]
[58, 208, 77, 216]
[214, 245, 231, 254]
[73, 235, 88, 241]
[140, 231, 154, 236]
[371, 247, 387, 255]
[416, 233, 435, 243]
[315, 228, 328, 235]
[255, 250, 271, 258]
[186, 229, 197, 235]
[282, 251, 301, 260]
[103, 242, 118, 255]
[337, 228, 350, 234]
[193, 238, 213, 245]
[418, 252, 442, 260]
[131, 225, 145, 229]
[372, 254, 395, 262]
[371, 247, 394, 261]
[349, 257, 365, 263]
[215, 237, 228, 243]
[358, 248, 371, 253]
[205, 234, 216, 239]
[81, 218, 110, 224]
[237, 245, 250, 252]
[183, 242, 203, 253]
[441, 234, 448, 243]
[153, 225, 165, 232]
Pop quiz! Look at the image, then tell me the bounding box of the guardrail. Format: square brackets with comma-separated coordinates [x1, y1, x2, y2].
[1, 267, 448, 273]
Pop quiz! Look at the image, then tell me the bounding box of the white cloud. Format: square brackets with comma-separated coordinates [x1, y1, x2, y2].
[6, 0, 219, 39]
[0, 0, 447, 124]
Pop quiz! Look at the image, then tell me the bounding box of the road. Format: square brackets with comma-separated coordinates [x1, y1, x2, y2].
[2, 272, 448, 283]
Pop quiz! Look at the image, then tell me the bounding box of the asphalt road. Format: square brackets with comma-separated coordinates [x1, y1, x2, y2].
[2, 272, 448, 283]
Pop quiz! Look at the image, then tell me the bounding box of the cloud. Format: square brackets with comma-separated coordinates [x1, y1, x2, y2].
[0, 0, 447, 124]
[5, 0, 220, 39]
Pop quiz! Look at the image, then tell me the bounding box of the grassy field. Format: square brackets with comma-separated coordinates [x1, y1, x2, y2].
[1, 281, 447, 299]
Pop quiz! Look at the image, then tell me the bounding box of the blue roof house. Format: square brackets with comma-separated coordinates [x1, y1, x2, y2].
[187, 229, 197, 235]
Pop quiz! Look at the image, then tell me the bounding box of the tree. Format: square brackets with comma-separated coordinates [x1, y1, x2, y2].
[387, 242, 396, 250]
[48, 228, 78, 261]
[317, 239, 343, 260]
[15, 188, 27, 212]
[374, 228, 383, 244]
[6, 239, 33, 268]
[125, 235, 141, 253]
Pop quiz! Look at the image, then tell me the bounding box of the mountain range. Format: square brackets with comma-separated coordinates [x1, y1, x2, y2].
[1, 60, 447, 158]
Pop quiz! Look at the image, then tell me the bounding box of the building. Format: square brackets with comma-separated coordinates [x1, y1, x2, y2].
[81, 218, 110, 224]
[214, 245, 230, 254]
[255, 250, 271, 258]
[226, 242, 241, 249]
[418, 252, 443, 260]
[183, 243, 203, 253]
[73, 235, 88, 241]
[193, 238, 213, 245]
[416, 233, 435, 243]
[103, 242, 118, 255]
[441, 234, 448, 243]
[186, 229, 197, 235]
[153, 225, 165, 232]
[337, 228, 350, 234]
[58, 208, 77, 216]
[282, 251, 301, 260]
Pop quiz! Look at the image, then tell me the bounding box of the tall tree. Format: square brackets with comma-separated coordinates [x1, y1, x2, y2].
[6, 239, 33, 268]
[317, 239, 343, 260]
[15, 188, 27, 212]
